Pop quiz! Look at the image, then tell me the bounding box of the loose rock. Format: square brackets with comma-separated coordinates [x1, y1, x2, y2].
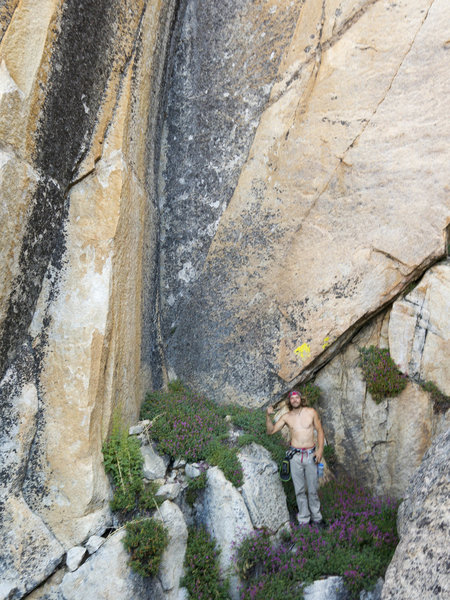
[141, 445, 168, 480]
[60, 530, 155, 600]
[85, 535, 105, 555]
[66, 546, 86, 572]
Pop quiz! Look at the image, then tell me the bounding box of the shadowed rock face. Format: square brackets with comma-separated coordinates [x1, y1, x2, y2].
[381, 429, 450, 599]
[161, 0, 450, 406]
[158, 0, 303, 357]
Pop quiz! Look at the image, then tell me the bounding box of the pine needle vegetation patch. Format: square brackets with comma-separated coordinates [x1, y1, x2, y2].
[359, 346, 407, 402]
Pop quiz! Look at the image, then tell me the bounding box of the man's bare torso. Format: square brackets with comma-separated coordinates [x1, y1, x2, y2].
[284, 407, 316, 448]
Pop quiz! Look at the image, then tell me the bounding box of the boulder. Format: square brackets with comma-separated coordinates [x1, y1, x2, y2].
[381, 429, 450, 599]
[238, 443, 290, 531]
[155, 501, 188, 598]
[85, 535, 105, 555]
[389, 261, 450, 395]
[156, 483, 182, 501]
[303, 575, 383, 600]
[185, 463, 202, 478]
[360, 578, 383, 600]
[196, 466, 254, 599]
[303, 576, 347, 600]
[141, 445, 168, 480]
[173, 458, 186, 469]
[60, 530, 157, 600]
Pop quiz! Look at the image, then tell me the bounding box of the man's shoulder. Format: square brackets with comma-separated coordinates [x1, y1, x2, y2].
[304, 406, 320, 421]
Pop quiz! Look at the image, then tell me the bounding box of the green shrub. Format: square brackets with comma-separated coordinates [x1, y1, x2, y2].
[237, 477, 399, 599]
[359, 346, 407, 402]
[185, 472, 207, 506]
[139, 480, 164, 511]
[241, 574, 303, 600]
[102, 425, 145, 513]
[182, 527, 229, 599]
[123, 518, 168, 577]
[102, 423, 163, 514]
[206, 440, 243, 487]
[141, 382, 228, 462]
[235, 528, 273, 580]
[102, 417, 166, 576]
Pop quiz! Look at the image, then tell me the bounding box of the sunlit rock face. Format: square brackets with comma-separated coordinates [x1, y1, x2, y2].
[389, 261, 450, 396]
[0, 0, 178, 594]
[163, 0, 450, 406]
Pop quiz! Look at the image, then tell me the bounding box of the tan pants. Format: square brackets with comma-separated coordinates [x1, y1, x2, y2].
[290, 450, 322, 524]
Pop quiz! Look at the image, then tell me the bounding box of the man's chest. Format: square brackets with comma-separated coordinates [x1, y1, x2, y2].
[287, 410, 314, 431]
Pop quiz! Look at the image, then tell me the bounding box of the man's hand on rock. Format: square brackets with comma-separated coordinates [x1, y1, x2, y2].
[266, 405, 274, 415]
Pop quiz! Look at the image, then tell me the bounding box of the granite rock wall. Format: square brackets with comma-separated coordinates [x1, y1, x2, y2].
[0, 0, 449, 597]
[0, 1, 178, 597]
[162, 0, 450, 406]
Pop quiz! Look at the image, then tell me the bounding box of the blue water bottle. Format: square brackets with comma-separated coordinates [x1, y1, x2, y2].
[317, 462, 324, 478]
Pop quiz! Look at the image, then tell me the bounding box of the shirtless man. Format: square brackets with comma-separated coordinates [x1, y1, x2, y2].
[266, 390, 325, 527]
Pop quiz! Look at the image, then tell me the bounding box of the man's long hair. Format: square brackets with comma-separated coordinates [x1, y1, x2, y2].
[287, 391, 308, 410]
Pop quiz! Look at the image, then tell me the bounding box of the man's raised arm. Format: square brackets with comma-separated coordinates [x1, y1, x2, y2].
[266, 406, 286, 435]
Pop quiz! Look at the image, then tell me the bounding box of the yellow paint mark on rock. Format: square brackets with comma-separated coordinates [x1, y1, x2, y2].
[294, 343, 311, 360]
